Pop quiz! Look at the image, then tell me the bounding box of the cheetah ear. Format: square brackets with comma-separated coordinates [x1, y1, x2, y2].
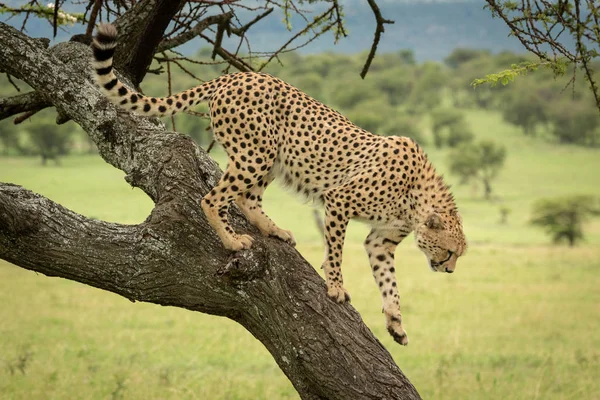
[425, 213, 444, 230]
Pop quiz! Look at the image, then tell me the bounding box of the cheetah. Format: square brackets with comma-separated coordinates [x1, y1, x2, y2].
[92, 24, 467, 345]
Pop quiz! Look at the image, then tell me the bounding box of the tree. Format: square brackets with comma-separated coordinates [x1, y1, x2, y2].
[444, 48, 490, 69]
[372, 66, 415, 106]
[330, 78, 380, 110]
[547, 99, 600, 146]
[431, 108, 474, 149]
[0, 124, 21, 155]
[25, 118, 73, 164]
[346, 97, 394, 133]
[531, 196, 599, 247]
[381, 114, 427, 146]
[448, 140, 507, 200]
[500, 84, 548, 136]
[499, 206, 511, 224]
[479, 0, 600, 113]
[0, 1, 421, 399]
[406, 62, 446, 113]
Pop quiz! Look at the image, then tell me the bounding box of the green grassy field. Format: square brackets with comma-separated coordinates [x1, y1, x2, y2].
[1, 109, 600, 399]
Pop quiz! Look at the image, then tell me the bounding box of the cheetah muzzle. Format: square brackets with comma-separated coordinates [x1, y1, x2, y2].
[92, 24, 467, 346]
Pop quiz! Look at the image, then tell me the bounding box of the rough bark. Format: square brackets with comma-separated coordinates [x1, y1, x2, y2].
[0, 91, 51, 122]
[113, 0, 186, 85]
[0, 18, 421, 400]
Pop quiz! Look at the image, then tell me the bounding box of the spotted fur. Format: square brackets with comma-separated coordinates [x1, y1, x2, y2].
[92, 23, 467, 345]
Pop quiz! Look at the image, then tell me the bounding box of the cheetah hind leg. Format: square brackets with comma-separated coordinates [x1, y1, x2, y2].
[235, 175, 296, 246]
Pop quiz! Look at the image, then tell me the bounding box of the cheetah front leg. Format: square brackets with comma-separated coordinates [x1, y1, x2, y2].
[321, 188, 352, 303]
[365, 228, 410, 345]
[201, 167, 256, 251]
[234, 174, 296, 246]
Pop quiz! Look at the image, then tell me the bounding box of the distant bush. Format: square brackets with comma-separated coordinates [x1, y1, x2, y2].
[547, 100, 600, 146]
[405, 62, 446, 113]
[531, 196, 600, 246]
[329, 79, 379, 110]
[500, 84, 548, 136]
[26, 119, 73, 165]
[0, 124, 24, 155]
[346, 109, 382, 134]
[445, 48, 491, 69]
[381, 114, 426, 145]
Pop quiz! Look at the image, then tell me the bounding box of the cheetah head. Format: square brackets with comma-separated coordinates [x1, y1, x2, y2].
[414, 211, 467, 273]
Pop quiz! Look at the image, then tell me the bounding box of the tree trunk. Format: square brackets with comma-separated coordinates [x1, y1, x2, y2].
[483, 178, 492, 200]
[112, 0, 186, 86]
[0, 15, 420, 400]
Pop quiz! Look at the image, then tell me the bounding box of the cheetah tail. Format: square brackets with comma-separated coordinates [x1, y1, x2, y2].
[91, 23, 215, 118]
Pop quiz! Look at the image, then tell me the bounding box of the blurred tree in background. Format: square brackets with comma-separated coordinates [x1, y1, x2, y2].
[0, 124, 21, 155]
[500, 83, 548, 136]
[531, 196, 600, 247]
[25, 119, 73, 165]
[547, 99, 600, 146]
[448, 140, 507, 200]
[445, 48, 491, 70]
[430, 108, 474, 149]
[405, 62, 446, 113]
[381, 113, 426, 145]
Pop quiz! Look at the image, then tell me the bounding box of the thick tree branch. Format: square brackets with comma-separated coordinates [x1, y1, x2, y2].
[113, 0, 187, 84]
[0, 91, 51, 122]
[0, 182, 244, 312]
[0, 182, 420, 399]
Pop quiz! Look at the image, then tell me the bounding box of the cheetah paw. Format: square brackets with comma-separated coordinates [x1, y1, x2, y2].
[223, 234, 254, 251]
[386, 318, 409, 346]
[271, 228, 296, 246]
[327, 285, 351, 303]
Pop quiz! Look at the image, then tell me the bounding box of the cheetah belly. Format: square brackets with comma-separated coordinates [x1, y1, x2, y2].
[272, 151, 348, 204]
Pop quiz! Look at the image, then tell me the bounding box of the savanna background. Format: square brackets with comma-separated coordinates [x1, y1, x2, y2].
[1, 1, 599, 399]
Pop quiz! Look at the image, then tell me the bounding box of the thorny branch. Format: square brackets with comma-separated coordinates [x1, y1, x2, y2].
[155, 11, 234, 53]
[484, 0, 600, 112]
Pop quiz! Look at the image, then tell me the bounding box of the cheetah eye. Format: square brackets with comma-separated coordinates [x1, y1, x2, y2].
[440, 250, 454, 264]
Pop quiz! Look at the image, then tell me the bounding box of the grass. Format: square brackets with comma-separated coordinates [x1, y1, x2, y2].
[1, 108, 600, 399]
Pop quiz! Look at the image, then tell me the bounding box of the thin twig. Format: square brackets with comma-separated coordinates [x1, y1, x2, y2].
[14, 110, 39, 124]
[52, 0, 59, 37]
[360, 0, 394, 79]
[86, 0, 103, 37]
[164, 52, 177, 132]
[206, 139, 217, 153]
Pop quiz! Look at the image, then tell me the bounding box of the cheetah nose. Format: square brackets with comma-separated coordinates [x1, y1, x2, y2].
[445, 267, 454, 273]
